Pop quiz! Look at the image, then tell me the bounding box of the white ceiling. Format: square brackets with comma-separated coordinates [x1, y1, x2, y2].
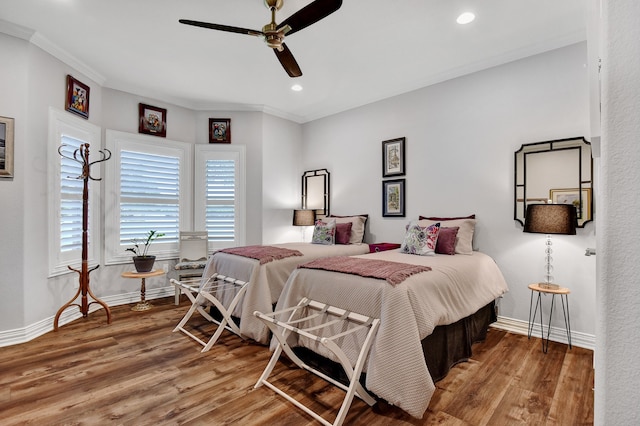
[1, 0, 586, 123]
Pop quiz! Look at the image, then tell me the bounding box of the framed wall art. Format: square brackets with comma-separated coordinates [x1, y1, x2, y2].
[0, 116, 14, 178]
[138, 103, 167, 137]
[65, 75, 90, 119]
[382, 137, 405, 177]
[209, 118, 231, 143]
[550, 187, 592, 221]
[382, 179, 405, 217]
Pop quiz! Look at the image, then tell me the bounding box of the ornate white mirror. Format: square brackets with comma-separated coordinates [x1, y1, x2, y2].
[302, 169, 330, 218]
[515, 136, 593, 228]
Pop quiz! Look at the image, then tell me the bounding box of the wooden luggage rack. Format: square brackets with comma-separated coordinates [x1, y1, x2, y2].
[170, 273, 249, 352]
[254, 298, 380, 426]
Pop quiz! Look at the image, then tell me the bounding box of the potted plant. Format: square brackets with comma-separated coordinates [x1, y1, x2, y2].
[126, 230, 165, 272]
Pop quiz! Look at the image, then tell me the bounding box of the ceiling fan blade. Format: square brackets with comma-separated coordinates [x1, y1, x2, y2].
[277, 0, 342, 36]
[273, 43, 302, 78]
[179, 19, 263, 37]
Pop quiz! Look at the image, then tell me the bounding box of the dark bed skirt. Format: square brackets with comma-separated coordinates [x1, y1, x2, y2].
[292, 301, 497, 387]
[421, 301, 496, 382]
[209, 301, 496, 384]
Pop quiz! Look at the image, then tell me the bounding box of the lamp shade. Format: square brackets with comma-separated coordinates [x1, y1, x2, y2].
[293, 209, 316, 226]
[524, 204, 577, 235]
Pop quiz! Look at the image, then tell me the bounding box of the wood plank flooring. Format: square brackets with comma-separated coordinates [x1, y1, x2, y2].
[0, 297, 593, 425]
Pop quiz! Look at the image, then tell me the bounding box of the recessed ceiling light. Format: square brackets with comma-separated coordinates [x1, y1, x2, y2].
[456, 12, 475, 25]
[291, 84, 303, 92]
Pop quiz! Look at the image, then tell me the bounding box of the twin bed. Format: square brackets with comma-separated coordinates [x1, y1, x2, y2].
[273, 249, 508, 418]
[201, 241, 370, 343]
[174, 214, 509, 419]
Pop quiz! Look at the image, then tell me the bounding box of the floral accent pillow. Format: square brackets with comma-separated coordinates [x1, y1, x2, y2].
[400, 221, 440, 256]
[312, 219, 336, 245]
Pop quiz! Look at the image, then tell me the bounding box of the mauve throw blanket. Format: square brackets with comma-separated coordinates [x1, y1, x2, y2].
[219, 245, 303, 264]
[299, 256, 431, 285]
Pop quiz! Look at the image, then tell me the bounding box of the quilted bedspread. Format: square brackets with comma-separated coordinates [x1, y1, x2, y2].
[201, 242, 370, 343]
[272, 250, 509, 418]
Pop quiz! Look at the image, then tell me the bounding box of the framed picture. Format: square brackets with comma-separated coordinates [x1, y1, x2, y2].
[209, 118, 231, 143]
[550, 188, 592, 221]
[382, 137, 405, 177]
[138, 103, 167, 137]
[382, 179, 405, 217]
[65, 75, 90, 119]
[0, 116, 14, 178]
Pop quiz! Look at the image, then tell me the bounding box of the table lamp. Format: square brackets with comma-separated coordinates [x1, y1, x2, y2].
[293, 209, 316, 242]
[524, 203, 577, 289]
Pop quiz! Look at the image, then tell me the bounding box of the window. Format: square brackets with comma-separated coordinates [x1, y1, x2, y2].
[194, 145, 246, 249]
[120, 150, 180, 243]
[48, 108, 102, 276]
[104, 130, 192, 264]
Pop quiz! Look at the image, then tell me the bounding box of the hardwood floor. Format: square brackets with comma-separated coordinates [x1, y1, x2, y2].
[0, 297, 593, 425]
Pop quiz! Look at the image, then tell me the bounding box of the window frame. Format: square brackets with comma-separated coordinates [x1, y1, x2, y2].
[47, 108, 102, 277]
[194, 144, 246, 250]
[104, 130, 193, 265]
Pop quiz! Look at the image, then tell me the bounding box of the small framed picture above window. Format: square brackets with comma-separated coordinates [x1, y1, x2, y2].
[65, 75, 90, 119]
[209, 118, 231, 143]
[138, 103, 167, 137]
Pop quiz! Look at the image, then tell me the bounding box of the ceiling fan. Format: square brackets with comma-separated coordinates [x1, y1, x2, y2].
[179, 0, 343, 78]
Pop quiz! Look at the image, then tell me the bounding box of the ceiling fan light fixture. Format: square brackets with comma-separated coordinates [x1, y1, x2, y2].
[180, 0, 343, 77]
[291, 84, 303, 91]
[456, 12, 475, 25]
[264, 32, 284, 49]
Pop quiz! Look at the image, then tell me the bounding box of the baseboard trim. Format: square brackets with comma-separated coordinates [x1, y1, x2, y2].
[1, 297, 596, 351]
[0, 286, 175, 348]
[493, 315, 595, 351]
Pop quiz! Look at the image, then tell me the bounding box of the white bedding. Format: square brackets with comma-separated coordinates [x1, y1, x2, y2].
[201, 242, 370, 343]
[272, 250, 509, 418]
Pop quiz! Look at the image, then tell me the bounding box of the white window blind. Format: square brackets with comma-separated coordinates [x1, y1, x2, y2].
[120, 150, 180, 244]
[205, 159, 236, 241]
[59, 138, 86, 252]
[104, 130, 192, 264]
[195, 145, 245, 249]
[48, 108, 102, 276]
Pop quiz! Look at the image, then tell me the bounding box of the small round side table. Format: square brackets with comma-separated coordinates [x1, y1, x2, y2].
[527, 283, 572, 353]
[122, 269, 165, 311]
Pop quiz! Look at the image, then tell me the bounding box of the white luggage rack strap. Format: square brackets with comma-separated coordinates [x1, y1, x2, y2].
[254, 297, 380, 426]
[170, 273, 249, 352]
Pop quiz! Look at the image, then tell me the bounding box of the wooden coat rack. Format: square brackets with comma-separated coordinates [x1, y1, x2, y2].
[54, 143, 112, 330]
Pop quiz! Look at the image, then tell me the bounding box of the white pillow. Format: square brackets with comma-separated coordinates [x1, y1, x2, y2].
[417, 218, 476, 255]
[328, 215, 367, 244]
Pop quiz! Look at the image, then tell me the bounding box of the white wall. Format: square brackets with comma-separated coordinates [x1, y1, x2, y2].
[262, 113, 304, 244]
[302, 43, 597, 340]
[0, 33, 28, 331]
[596, 0, 640, 423]
[0, 32, 300, 342]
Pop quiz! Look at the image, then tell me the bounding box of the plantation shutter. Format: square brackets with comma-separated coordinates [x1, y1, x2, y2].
[120, 150, 180, 244]
[205, 159, 236, 241]
[59, 137, 85, 252]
